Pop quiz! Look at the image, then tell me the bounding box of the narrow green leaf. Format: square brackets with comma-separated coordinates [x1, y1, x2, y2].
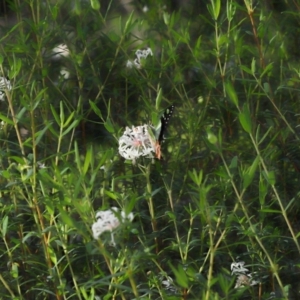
[16, 107, 27, 123]
[62, 119, 80, 136]
[169, 263, 189, 288]
[10, 262, 19, 278]
[104, 190, 118, 200]
[35, 123, 53, 146]
[208, 0, 220, 20]
[74, 0, 81, 15]
[124, 11, 134, 34]
[257, 125, 273, 145]
[238, 104, 252, 133]
[2, 215, 8, 236]
[259, 176, 267, 205]
[104, 118, 115, 133]
[163, 12, 170, 25]
[83, 146, 92, 175]
[214, 0, 221, 19]
[155, 88, 163, 111]
[259, 209, 281, 213]
[59, 208, 75, 227]
[262, 170, 276, 185]
[50, 105, 60, 125]
[9, 57, 22, 79]
[260, 62, 273, 78]
[229, 156, 238, 169]
[225, 81, 239, 107]
[63, 111, 75, 128]
[251, 57, 256, 74]
[48, 246, 57, 265]
[206, 127, 218, 144]
[0, 114, 14, 125]
[90, 0, 100, 10]
[263, 82, 270, 95]
[188, 169, 203, 186]
[89, 100, 103, 120]
[240, 65, 253, 75]
[59, 101, 64, 124]
[243, 156, 260, 189]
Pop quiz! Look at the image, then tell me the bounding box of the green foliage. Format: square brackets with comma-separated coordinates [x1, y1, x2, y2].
[0, 0, 299, 299]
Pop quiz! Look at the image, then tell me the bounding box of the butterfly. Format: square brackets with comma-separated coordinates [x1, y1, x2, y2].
[148, 105, 175, 159]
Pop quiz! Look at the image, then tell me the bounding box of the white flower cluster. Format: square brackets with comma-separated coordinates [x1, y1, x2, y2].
[126, 47, 153, 69]
[231, 261, 260, 288]
[92, 207, 134, 243]
[52, 44, 70, 60]
[160, 275, 178, 294]
[0, 77, 12, 101]
[118, 125, 156, 162]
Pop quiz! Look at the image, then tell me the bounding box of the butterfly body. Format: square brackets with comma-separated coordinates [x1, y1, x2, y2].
[148, 105, 175, 159]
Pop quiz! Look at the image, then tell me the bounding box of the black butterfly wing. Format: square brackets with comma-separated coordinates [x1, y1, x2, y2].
[158, 105, 175, 144]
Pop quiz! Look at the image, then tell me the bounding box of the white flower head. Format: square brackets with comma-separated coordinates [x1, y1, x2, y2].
[52, 44, 70, 60]
[37, 162, 46, 169]
[126, 60, 134, 69]
[126, 47, 153, 69]
[118, 125, 156, 162]
[231, 261, 249, 275]
[231, 261, 260, 288]
[0, 77, 12, 101]
[135, 47, 153, 61]
[92, 207, 134, 242]
[142, 5, 149, 13]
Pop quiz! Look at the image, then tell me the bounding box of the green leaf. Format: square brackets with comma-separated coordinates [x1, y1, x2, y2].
[256, 124, 273, 145]
[188, 169, 203, 186]
[229, 156, 238, 169]
[163, 12, 170, 25]
[50, 105, 60, 125]
[2, 215, 8, 236]
[169, 263, 189, 288]
[83, 146, 93, 175]
[35, 123, 52, 146]
[124, 11, 134, 34]
[9, 57, 22, 79]
[90, 0, 100, 10]
[0, 114, 14, 125]
[263, 82, 270, 95]
[104, 118, 115, 133]
[206, 127, 218, 144]
[155, 88, 163, 111]
[89, 100, 103, 120]
[262, 170, 276, 185]
[259, 209, 281, 213]
[10, 262, 19, 279]
[251, 57, 256, 74]
[238, 103, 252, 133]
[48, 246, 57, 265]
[259, 176, 268, 205]
[59, 208, 75, 227]
[147, 124, 157, 144]
[16, 107, 27, 123]
[243, 156, 260, 189]
[207, 0, 220, 20]
[225, 81, 239, 107]
[260, 62, 273, 78]
[63, 111, 75, 128]
[104, 190, 119, 200]
[59, 101, 64, 124]
[62, 119, 80, 136]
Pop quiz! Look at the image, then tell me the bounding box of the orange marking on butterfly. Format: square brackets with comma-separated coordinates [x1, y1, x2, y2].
[155, 141, 162, 160]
